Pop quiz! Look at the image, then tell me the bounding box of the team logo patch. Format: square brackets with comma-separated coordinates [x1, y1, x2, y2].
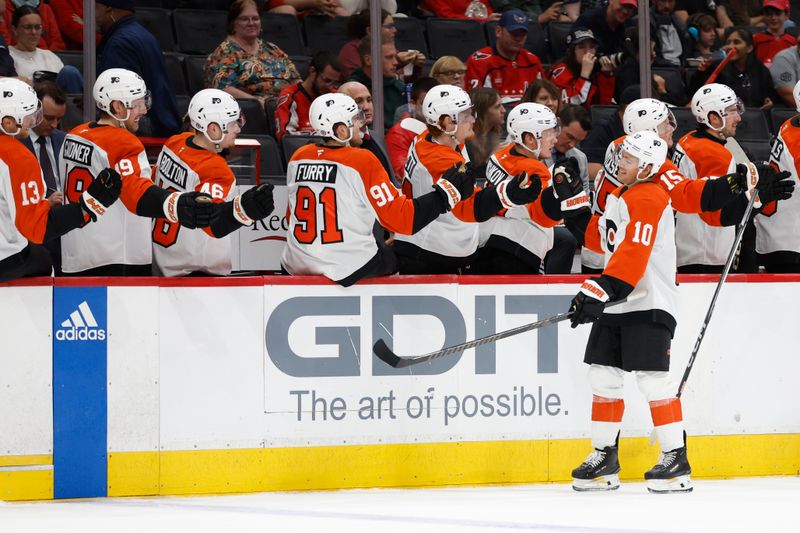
[780, 72, 792, 82]
[472, 51, 491, 60]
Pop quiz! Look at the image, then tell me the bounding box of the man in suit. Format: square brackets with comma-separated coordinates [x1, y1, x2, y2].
[23, 81, 67, 274]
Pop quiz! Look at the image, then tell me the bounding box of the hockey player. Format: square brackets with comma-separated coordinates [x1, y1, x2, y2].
[0, 78, 122, 282]
[475, 102, 589, 274]
[394, 84, 540, 274]
[281, 93, 474, 286]
[569, 131, 693, 494]
[59, 68, 217, 276]
[756, 79, 800, 272]
[152, 89, 275, 277]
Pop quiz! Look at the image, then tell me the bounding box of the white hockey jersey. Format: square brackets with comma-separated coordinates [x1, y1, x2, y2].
[152, 133, 237, 277]
[59, 122, 153, 273]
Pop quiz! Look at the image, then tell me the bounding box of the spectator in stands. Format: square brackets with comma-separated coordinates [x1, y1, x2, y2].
[651, 0, 689, 67]
[685, 12, 721, 59]
[339, 9, 425, 80]
[572, 0, 636, 56]
[613, 26, 683, 105]
[728, 0, 766, 27]
[548, 28, 615, 108]
[265, 0, 348, 17]
[21, 81, 66, 274]
[466, 9, 544, 104]
[753, 0, 796, 67]
[385, 76, 436, 180]
[338, 80, 395, 181]
[95, 0, 182, 137]
[275, 52, 342, 141]
[674, 0, 733, 38]
[9, 6, 83, 93]
[430, 56, 467, 89]
[2, 0, 64, 51]
[348, 35, 405, 130]
[522, 78, 561, 114]
[493, 1, 575, 24]
[581, 84, 639, 180]
[420, 0, 498, 20]
[465, 87, 505, 170]
[691, 27, 777, 109]
[50, 0, 97, 50]
[207, 0, 301, 108]
[770, 41, 800, 107]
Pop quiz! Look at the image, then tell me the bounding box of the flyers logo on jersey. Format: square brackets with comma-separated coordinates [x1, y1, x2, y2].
[158, 152, 188, 189]
[296, 163, 337, 183]
[62, 138, 94, 165]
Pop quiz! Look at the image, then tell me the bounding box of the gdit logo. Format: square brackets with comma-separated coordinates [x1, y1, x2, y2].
[56, 301, 106, 341]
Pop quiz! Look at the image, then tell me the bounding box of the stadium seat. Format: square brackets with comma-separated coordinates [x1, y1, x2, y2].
[184, 55, 208, 95]
[281, 135, 322, 165]
[590, 105, 617, 129]
[163, 53, 187, 96]
[547, 22, 572, 62]
[173, 9, 227, 55]
[135, 0, 164, 7]
[734, 109, 771, 142]
[738, 140, 771, 162]
[163, 0, 229, 8]
[242, 134, 287, 181]
[55, 51, 83, 74]
[136, 7, 175, 52]
[264, 97, 279, 137]
[303, 15, 350, 56]
[175, 94, 190, 119]
[425, 18, 486, 61]
[62, 94, 86, 132]
[261, 13, 306, 56]
[289, 55, 312, 78]
[769, 107, 797, 134]
[652, 66, 687, 105]
[236, 99, 269, 135]
[486, 20, 549, 62]
[671, 107, 696, 140]
[394, 17, 428, 56]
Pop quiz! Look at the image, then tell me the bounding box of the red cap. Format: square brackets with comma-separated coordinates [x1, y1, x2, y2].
[763, 0, 789, 13]
[619, 0, 638, 7]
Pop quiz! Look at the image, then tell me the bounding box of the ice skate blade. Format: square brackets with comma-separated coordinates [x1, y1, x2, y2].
[647, 475, 693, 494]
[572, 474, 620, 492]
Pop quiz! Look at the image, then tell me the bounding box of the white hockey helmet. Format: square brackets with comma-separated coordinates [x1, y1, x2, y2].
[623, 98, 677, 136]
[691, 83, 743, 131]
[422, 84, 472, 129]
[188, 89, 243, 144]
[620, 130, 668, 181]
[507, 102, 559, 143]
[792, 79, 800, 112]
[309, 92, 363, 143]
[93, 68, 151, 116]
[0, 78, 42, 136]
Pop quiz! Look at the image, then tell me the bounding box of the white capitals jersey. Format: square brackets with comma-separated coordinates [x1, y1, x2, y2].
[672, 131, 736, 267]
[59, 122, 153, 273]
[756, 117, 800, 254]
[152, 133, 237, 277]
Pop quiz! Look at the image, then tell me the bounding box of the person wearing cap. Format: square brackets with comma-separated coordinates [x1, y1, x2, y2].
[572, 0, 636, 56]
[753, 0, 796, 67]
[95, 0, 181, 137]
[548, 27, 615, 109]
[465, 9, 544, 104]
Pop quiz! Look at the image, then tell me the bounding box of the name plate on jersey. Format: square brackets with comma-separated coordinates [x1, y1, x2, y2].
[158, 151, 188, 189]
[295, 163, 337, 184]
[62, 138, 94, 166]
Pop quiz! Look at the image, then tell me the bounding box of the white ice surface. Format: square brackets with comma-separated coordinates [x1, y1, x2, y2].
[1, 477, 797, 533]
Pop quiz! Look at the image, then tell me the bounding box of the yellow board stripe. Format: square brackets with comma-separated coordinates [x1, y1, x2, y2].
[0, 469, 53, 501]
[0, 454, 52, 467]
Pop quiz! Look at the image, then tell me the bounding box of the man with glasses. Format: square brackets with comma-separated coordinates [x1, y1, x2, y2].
[275, 52, 343, 141]
[465, 9, 544, 104]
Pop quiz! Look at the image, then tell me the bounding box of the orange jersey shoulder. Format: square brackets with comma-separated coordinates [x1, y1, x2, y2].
[678, 132, 733, 178]
[413, 133, 465, 180]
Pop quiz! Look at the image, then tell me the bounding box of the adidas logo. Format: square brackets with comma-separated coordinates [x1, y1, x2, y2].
[56, 301, 106, 341]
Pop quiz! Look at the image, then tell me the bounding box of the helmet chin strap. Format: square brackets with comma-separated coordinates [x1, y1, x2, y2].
[202, 127, 226, 152]
[110, 105, 132, 130]
[0, 120, 22, 137]
[518, 134, 541, 159]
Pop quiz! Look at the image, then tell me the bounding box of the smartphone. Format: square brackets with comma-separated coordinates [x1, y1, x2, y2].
[686, 58, 705, 67]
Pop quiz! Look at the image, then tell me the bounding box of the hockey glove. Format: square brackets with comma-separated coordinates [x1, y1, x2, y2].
[80, 168, 122, 222]
[163, 191, 218, 229]
[750, 164, 794, 205]
[569, 278, 612, 328]
[496, 172, 542, 209]
[434, 163, 475, 210]
[233, 183, 275, 225]
[552, 157, 590, 216]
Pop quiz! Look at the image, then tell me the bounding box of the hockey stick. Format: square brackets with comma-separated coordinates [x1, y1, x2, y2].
[676, 140, 757, 397]
[374, 299, 627, 369]
[704, 48, 735, 85]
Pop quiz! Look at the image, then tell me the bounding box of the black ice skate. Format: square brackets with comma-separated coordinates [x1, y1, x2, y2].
[645, 445, 693, 493]
[572, 445, 621, 491]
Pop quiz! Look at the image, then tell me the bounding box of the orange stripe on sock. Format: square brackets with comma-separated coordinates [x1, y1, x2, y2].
[650, 398, 683, 426]
[591, 396, 624, 422]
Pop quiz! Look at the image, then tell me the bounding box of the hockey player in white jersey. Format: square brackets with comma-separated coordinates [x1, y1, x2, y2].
[152, 89, 274, 276]
[282, 93, 475, 286]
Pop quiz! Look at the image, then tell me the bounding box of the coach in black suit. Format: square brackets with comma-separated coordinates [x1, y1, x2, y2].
[22, 81, 67, 274]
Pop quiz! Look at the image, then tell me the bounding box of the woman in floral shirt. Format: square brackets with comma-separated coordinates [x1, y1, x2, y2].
[205, 0, 300, 107]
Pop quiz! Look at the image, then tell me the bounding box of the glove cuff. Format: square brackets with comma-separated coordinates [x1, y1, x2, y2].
[578, 279, 610, 303]
[232, 194, 254, 225]
[80, 190, 108, 221]
[495, 179, 516, 209]
[435, 177, 462, 210]
[560, 191, 590, 212]
[741, 162, 763, 209]
[163, 192, 181, 223]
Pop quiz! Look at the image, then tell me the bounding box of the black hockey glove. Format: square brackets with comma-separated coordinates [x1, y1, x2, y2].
[496, 172, 542, 208]
[751, 164, 794, 204]
[79, 168, 122, 222]
[169, 191, 217, 229]
[569, 278, 613, 328]
[434, 163, 475, 210]
[236, 183, 275, 224]
[551, 157, 589, 216]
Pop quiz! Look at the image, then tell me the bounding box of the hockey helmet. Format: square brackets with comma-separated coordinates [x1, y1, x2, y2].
[0, 78, 42, 135]
[188, 89, 243, 144]
[309, 92, 364, 143]
[691, 83, 743, 132]
[422, 84, 473, 129]
[623, 98, 677, 137]
[619, 130, 667, 181]
[93, 68, 151, 116]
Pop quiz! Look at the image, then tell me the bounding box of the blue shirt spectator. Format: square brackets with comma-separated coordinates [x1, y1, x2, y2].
[0, 34, 17, 76]
[572, 0, 637, 56]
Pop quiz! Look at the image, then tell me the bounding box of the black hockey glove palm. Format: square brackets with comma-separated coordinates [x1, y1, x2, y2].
[551, 157, 589, 216]
[176, 191, 217, 229]
[569, 278, 613, 328]
[496, 172, 542, 208]
[434, 163, 475, 210]
[237, 183, 275, 223]
[751, 164, 794, 204]
[80, 168, 122, 222]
